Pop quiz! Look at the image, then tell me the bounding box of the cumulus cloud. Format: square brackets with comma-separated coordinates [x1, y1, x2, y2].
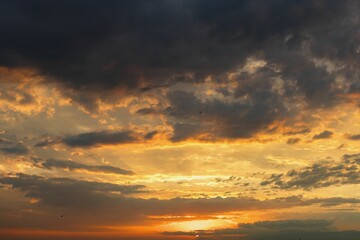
[261, 153, 360, 190]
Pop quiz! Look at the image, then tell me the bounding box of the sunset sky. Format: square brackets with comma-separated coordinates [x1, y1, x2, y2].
[1, 0, 360, 239]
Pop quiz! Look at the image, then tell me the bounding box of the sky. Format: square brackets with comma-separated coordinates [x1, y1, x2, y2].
[0, 0, 360, 239]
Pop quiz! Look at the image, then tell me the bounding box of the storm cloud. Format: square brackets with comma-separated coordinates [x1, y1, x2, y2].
[0, 0, 350, 91]
[1, 0, 359, 140]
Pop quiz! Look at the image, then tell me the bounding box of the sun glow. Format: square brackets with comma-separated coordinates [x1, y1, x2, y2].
[160, 219, 235, 232]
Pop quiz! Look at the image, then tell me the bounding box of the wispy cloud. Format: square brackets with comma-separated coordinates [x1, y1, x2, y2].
[36, 158, 134, 175]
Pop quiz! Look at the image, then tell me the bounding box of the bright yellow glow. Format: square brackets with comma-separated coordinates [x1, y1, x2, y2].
[160, 219, 235, 232]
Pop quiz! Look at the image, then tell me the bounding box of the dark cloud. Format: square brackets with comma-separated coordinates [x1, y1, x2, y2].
[37, 158, 134, 175]
[1, 173, 358, 215]
[34, 130, 158, 148]
[283, 128, 311, 135]
[144, 131, 158, 140]
[287, 138, 301, 145]
[1, 173, 359, 233]
[0, 0, 357, 109]
[164, 219, 360, 240]
[0, 138, 29, 155]
[0, 143, 28, 155]
[34, 138, 56, 147]
[0, 0, 348, 88]
[313, 130, 333, 139]
[0, 0, 358, 141]
[170, 122, 203, 142]
[261, 153, 360, 190]
[62, 130, 136, 147]
[316, 197, 360, 207]
[163, 89, 289, 141]
[345, 133, 360, 140]
[0, 173, 144, 209]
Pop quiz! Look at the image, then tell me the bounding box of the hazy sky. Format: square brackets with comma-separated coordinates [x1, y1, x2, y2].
[0, 1, 360, 239]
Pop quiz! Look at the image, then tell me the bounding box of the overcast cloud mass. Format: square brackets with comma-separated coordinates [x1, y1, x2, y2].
[0, 0, 360, 239]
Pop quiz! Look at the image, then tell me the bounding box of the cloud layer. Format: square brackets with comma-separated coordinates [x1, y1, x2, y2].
[261, 153, 360, 190]
[164, 219, 360, 240]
